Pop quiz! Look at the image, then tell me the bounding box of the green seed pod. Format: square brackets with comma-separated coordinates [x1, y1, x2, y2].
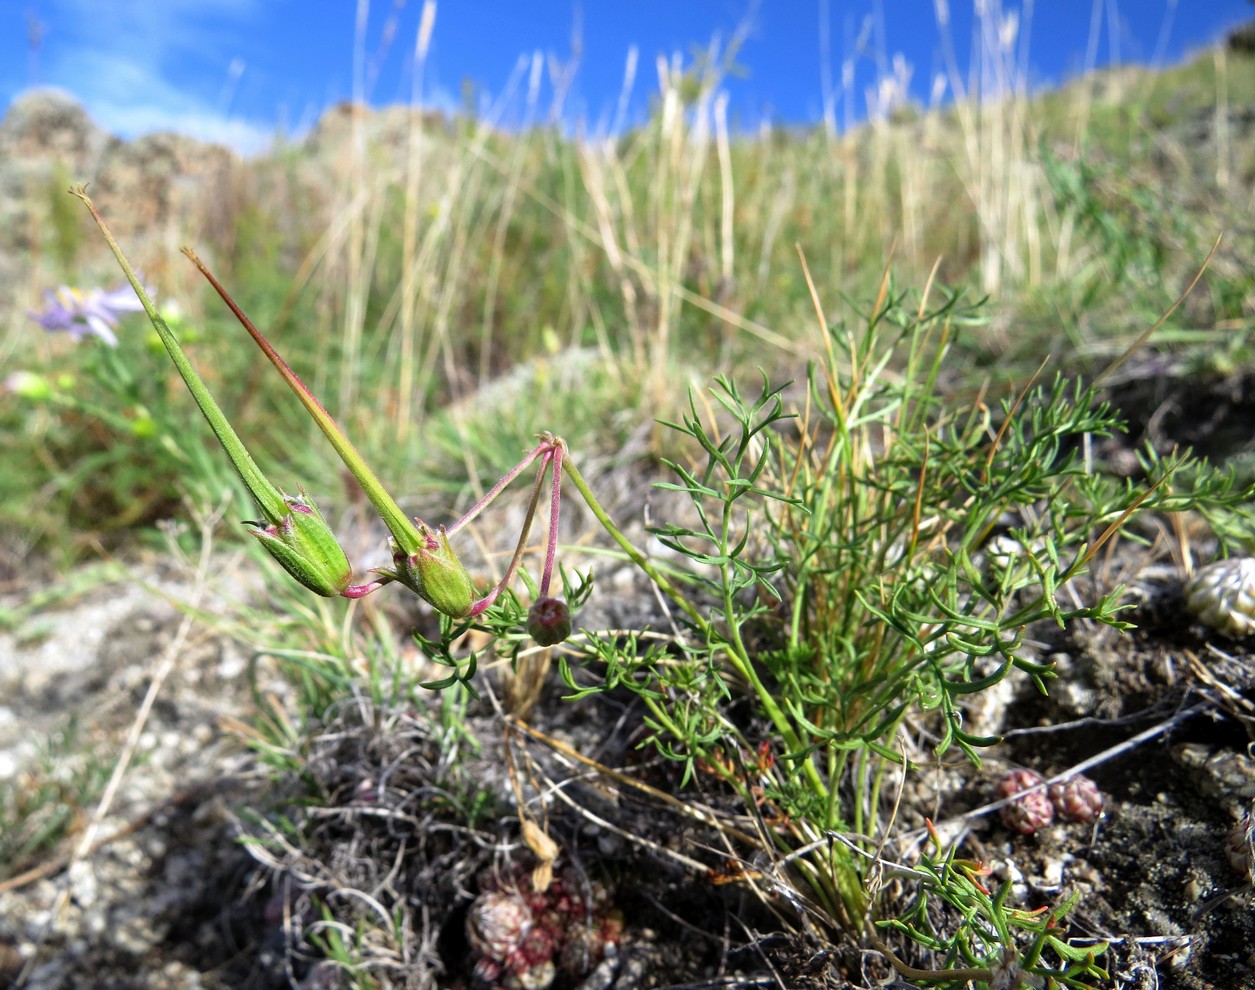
[248, 490, 353, 597]
[391, 524, 475, 618]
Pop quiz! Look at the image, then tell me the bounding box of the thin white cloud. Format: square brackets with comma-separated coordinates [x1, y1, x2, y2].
[49, 0, 261, 53]
[40, 0, 276, 153]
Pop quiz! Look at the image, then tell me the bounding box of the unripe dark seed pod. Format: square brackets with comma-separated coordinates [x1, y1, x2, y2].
[528, 597, 572, 645]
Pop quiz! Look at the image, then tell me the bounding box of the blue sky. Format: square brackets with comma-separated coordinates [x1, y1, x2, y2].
[1, 1, 1250, 152]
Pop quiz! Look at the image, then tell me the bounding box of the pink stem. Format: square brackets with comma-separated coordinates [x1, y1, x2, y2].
[539, 442, 563, 597]
[340, 574, 395, 599]
[446, 440, 549, 536]
[467, 452, 550, 616]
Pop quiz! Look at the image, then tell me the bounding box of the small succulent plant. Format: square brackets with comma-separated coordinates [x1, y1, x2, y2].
[996, 770, 1107, 835]
[996, 769, 1054, 835]
[1224, 806, 1254, 882]
[466, 863, 624, 989]
[1048, 776, 1105, 823]
[1184, 557, 1255, 638]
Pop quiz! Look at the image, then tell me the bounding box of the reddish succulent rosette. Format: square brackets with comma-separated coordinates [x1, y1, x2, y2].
[466, 864, 623, 989]
[1047, 775, 1104, 823]
[996, 769, 1054, 835]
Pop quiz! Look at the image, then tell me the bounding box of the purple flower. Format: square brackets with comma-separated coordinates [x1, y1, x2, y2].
[28, 284, 147, 346]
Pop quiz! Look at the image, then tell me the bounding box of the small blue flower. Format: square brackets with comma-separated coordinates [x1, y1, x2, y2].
[28, 284, 146, 346]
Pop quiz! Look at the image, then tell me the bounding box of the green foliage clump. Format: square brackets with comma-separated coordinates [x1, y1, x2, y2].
[554, 280, 1254, 983]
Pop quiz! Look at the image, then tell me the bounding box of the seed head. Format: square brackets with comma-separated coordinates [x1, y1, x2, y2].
[248, 490, 353, 597]
[389, 523, 475, 617]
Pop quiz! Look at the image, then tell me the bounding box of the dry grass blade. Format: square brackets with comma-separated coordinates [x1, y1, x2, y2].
[1094, 233, 1222, 388]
